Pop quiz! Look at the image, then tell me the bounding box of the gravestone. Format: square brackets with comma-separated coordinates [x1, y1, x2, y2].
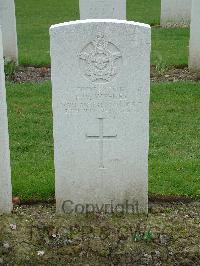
[0, 0, 18, 62]
[161, 0, 192, 27]
[189, 0, 200, 72]
[0, 27, 13, 213]
[79, 0, 126, 19]
[50, 19, 151, 214]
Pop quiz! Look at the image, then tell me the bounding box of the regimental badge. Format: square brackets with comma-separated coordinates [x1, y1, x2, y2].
[79, 33, 122, 83]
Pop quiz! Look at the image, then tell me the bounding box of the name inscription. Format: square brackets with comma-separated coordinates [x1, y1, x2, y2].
[63, 86, 142, 115]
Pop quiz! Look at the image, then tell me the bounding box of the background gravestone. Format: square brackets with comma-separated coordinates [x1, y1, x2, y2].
[189, 0, 200, 72]
[161, 0, 192, 27]
[79, 0, 126, 19]
[0, 0, 18, 62]
[0, 27, 13, 214]
[50, 20, 151, 214]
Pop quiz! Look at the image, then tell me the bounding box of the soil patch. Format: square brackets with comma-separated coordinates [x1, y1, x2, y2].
[5, 65, 200, 84]
[0, 201, 199, 265]
[151, 66, 200, 83]
[7, 66, 51, 84]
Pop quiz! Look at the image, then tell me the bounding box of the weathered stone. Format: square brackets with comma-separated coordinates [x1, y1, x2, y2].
[161, 0, 192, 27]
[189, 0, 200, 72]
[50, 19, 151, 214]
[0, 0, 18, 62]
[0, 27, 12, 213]
[79, 0, 126, 19]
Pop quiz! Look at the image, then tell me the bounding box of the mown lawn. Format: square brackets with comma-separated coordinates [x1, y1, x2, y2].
[7, 82, 200, 201]
[15, 0, 189, 67]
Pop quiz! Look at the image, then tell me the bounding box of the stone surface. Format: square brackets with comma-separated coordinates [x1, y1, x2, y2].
[189, 0, 200, 72]
[161, 0, 192, 27]
[50, 19, 151, 214]
[0, 0, 18, 62]
[79, 0, 126, 20]
[0, 27, 12, 213]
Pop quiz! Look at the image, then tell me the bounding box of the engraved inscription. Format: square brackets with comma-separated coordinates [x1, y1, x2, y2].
[86, 118, 117, 169]
[79, 33, 122, 83]
[63, 86, 142, 115]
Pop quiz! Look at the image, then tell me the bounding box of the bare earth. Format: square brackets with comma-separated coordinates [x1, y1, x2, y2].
[0, 201, 199, 265]
[6, 66, 200, 83]
[3, 64, 200, 264]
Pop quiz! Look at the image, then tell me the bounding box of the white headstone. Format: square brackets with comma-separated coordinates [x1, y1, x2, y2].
[0, 0, 18, 62]
[189, 0, 200, 72]
[79, 0, 126, 20]
[161, 0, 192, 27]
[50, 19, 150, 214]
[0, 27, 12, 213]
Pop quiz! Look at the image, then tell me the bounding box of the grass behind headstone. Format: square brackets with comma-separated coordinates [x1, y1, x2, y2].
[7, 82, 54, 201]
[6, 82, 200, 201]
[15, 0, 189, 67]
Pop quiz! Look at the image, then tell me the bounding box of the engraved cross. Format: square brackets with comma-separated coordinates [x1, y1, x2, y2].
[86, 118, 117, 169]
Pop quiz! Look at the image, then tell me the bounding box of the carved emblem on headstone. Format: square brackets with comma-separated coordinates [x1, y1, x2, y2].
[79, 33, 122, 83]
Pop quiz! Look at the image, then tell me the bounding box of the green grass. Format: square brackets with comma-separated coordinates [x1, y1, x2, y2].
[127, 0, 161, 25]
[7, 82, 200, 201]
[152, 28, 189, 68]
[149, 83, 200, 197]
[15, 0, 79, 66]
[7, 82, 54, 200]
[8, 1, 199, 201]
[15, 0, 189, 67]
